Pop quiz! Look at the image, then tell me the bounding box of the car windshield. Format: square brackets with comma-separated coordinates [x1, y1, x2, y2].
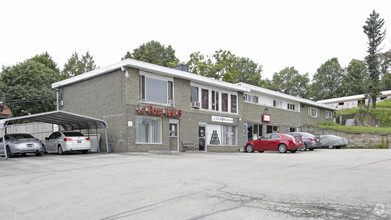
[63, 132, 84, 137]
[13, 134, 34, 139]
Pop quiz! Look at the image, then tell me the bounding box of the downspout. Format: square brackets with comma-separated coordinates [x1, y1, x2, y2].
[56, 88, 60, 110]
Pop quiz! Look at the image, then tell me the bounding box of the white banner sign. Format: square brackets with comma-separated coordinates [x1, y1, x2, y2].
[211, 116, 234, 123]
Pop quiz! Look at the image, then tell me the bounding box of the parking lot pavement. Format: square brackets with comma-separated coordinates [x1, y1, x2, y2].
[1, 149, 391, 219]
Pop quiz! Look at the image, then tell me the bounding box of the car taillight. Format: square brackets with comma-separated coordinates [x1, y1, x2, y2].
[85, 138, 90, 141]
[309, 138, 316, 141]
[64, 138, 73, 142]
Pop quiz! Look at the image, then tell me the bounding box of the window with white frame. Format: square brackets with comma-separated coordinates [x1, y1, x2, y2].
[190, 85, 237, 113]
[190, 86, 198, 102]
[201, 89, 209, 109]
[231, 94, 237, 113]
[135, 116, 161, 144]
[287, 103, 297, 111]
[139, 75, 173, 105]
[273, 100, 282, 108]
[325, 110, 333, 119]
[309, 107, 319, 118]
[243, 94, 258, 104]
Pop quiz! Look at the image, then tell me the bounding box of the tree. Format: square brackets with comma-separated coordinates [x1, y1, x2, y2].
[62, 51, 97, 78]
[341, 59, 367, 96]
[363, 10, 386, 108]
[271, 67, 310, 98]
[30, 52, 60, 73]
[186, 50, 263, 86]
[309, 58, 343, 101]
[378, 51, 391, 90]
[0, 60, 61, 116]
[122, 40, 178, 67]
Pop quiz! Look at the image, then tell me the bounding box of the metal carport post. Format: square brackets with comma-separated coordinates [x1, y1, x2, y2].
[0, 110, 110, 160]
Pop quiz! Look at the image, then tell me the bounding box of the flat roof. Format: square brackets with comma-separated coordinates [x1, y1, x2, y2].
[52, 59, 251, 93]
[0, 110, 107, 130]
[237, 83, 336, 110]
[317, 90, 391, 104]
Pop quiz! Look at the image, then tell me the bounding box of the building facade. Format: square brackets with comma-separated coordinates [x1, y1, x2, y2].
[52, 59, 335, 152]
[317, 90, 391, 110]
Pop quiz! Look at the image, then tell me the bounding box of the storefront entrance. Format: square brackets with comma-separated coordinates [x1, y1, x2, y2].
[169, 120, 179, 151]
[198, 125, 206, 151]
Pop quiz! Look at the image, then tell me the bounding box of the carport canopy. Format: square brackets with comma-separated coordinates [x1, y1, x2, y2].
[0, 110, 109, 159]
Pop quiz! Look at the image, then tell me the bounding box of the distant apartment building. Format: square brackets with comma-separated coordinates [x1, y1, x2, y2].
[317, 90, 391, 110]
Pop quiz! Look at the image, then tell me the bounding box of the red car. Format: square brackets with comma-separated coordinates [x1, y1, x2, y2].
[244, 133, 303, 153]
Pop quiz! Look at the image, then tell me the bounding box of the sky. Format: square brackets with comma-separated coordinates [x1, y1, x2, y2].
[1, 0, 391, 80]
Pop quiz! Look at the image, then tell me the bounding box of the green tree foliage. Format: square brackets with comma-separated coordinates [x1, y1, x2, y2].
[363, 10, 386, 108]
[122, 40, 178, 67]
[186, 50, 263, 86]
[29, 52, 60, 73]
[62, 51, 97, 78]
[341, 59, 367, 96]
[378, 51, 391, 90]
[310, 58, 343, 101]
[0, 60, 61, 116]
[271, 67, 310, 98]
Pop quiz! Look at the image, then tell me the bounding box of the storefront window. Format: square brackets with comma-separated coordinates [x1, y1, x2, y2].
[201, 89, 209, 109]
[135, 116, 161, 143]
[222, 93, 228, 112]
[267, 125, 279, 134]
[206, 124, 237, 146]
[247, 123, 262, 141]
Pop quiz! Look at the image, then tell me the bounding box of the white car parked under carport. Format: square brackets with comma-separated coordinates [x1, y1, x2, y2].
[44, 131, 91, 154]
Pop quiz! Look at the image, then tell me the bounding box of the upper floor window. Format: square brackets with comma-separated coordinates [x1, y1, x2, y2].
[287, 103, 297, 111]
[201, 89, 209, 109]
[222, 93, 228, 112]
[139, 75, 173, 105]
[243, 94, 258, 104]
[309, 107, 319, 118]
[190, 86, 198, 102]
[212, 90, 219, 111]
[231, 94, 237, 113]
[273, 100, 282, 108]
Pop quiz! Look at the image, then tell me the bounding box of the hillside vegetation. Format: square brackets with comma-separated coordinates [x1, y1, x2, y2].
[316, 99, 391, 133]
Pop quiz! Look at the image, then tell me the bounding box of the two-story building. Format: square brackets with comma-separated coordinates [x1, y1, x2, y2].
[52, 59, 335, 152]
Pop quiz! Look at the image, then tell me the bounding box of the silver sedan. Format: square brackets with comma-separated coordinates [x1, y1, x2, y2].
[0, 133, 44, 157]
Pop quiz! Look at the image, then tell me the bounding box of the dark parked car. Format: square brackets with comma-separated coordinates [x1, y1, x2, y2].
[243, 133, 303, 153]
[0, 133, 44, 157]
[319, 135, 348, 149]
[287, 132, 321, 151]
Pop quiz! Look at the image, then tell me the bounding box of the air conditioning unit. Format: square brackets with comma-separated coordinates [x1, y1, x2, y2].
[191, 101, 201, 109]
[168, 99, 175, 106]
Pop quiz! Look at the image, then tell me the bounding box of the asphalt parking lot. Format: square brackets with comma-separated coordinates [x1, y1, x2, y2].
[1, 149, 391, 220]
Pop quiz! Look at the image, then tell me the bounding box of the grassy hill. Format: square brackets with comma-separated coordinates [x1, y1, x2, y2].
[316, 99, 391, 133]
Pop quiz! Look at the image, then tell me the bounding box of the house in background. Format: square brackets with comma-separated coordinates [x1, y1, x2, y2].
[0, 102, 11, 119]
[317, 90, 391, 110]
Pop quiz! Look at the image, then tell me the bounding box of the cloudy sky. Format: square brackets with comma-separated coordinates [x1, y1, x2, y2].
[1, 0, 390, 79]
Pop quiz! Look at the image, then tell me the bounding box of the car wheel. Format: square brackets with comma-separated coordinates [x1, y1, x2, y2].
[42, 145, 47, 154]
[246, 144, 254, 153]
[290, 149, 297, 153]
[82, 150, 88, 154]
[301, 143, 307, 151]
[35, 152, 42, 156]
[258, 151, 264, 153]
[6, 146, 13, 158]
[58, 145, 64, 155]
[21, 153, 27, 156]
[335, 146, 341, 149]
[309, 148, 314, 151]
[278, 144, 287, 153]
